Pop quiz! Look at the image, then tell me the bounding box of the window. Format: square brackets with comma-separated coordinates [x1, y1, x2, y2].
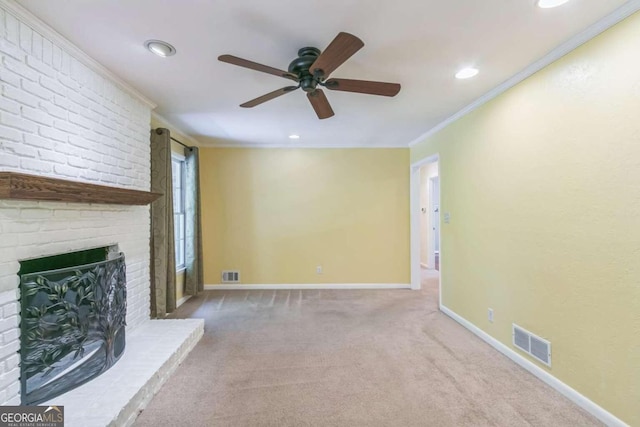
[171, 156, 186, 270]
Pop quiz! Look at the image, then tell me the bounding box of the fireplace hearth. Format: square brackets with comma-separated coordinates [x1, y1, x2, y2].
[19, 250, 127, 405]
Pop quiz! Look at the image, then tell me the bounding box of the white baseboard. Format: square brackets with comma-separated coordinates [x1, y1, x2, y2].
[440, 305, 628, 427]
[204, 283, 411, 290]
[176, 295, 191, 308]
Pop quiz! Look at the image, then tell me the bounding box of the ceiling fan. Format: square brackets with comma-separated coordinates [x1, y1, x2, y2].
[218, 32, 401, 119]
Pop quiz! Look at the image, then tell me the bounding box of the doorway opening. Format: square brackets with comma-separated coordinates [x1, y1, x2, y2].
[410, 154, 441, 306]
[419, 160, 439, 269]
[429, 176, 440, 271]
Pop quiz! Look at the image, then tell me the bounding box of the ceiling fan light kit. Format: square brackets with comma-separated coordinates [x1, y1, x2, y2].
[218, 32, 401, 119]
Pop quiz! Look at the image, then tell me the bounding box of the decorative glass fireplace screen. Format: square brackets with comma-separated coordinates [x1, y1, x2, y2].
[20, 253, 127, 405]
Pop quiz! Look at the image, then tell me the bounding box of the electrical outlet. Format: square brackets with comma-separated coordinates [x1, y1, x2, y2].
[488, 308, 494, 323]
[444, 212, 451, 223]
[316, 265, 323, 275]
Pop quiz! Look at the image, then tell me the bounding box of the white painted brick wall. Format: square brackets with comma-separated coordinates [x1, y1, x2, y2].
[0, 6, 152, 405]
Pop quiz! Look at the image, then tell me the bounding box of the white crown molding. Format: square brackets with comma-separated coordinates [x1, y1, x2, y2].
[408, 0, 640, 147]
[440, 305, 629, 427]
[150, 111, 202, 147]
[204, 283, 411, 290]
[0, 0, 157, 109]
[201, 142, 409, 149]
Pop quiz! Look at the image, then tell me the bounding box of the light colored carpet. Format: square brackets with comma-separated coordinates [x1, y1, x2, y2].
[134, 270, 600, 427]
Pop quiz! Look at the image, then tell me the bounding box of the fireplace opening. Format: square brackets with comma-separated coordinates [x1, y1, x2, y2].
[19, 246, 127, 405]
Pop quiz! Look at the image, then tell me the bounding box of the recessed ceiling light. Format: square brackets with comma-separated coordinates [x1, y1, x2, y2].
[144, 40, 176, 57]
[536, 0, 570, 8]
[455, 67, 479, 80]
[288, 134, 300, 140]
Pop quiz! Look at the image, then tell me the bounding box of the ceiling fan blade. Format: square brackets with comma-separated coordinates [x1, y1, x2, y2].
[324, 78, 401, 97]
[218, 54, 298, 81]
[307, 89, 334, 119]
[240, 86, 299, 108]
[310, 32, 364, 79]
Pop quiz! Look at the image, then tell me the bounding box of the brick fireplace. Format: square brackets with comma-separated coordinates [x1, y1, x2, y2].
[0, 2, 153, 405]
[0, 3, 203, 424]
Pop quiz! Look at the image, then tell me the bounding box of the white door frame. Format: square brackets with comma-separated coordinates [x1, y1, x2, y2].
[428, 175, 439, 269]
[409, 154, 442, 308]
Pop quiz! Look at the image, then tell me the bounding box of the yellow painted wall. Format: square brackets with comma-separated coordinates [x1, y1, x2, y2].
[411, 12, 640, 425]
[200, 148, 410, 285]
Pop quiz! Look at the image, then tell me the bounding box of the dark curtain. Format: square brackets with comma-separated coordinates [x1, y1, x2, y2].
[150, 128, 176, 317]
[185, 147, 204, 295]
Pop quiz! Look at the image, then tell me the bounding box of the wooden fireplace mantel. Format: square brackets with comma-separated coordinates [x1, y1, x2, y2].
[0, 172, 162, 205]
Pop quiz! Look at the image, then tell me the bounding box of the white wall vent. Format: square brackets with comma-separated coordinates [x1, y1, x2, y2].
[221, 270, 240, 283]
[512, 324, 551, 367]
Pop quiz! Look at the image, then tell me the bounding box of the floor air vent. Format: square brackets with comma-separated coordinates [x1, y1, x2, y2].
[512, 324, 551, 367]
[221, 270, 240, 283]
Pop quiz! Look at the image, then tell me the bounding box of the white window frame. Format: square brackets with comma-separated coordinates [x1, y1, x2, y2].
[171, 154, 186, 271]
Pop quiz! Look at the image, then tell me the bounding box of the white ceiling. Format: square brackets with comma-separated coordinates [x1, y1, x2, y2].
[19, 0, 630, 147]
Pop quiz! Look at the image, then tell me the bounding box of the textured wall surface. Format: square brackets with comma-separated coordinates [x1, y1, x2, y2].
[200, 148, 410, 285]
[411, 11, 640, 425]
[0, 6, 152, 405]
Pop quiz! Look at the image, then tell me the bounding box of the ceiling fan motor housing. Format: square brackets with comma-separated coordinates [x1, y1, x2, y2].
[289, 47, 322, 92]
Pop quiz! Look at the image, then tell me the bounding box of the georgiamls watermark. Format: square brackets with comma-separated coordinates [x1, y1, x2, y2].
[0, 406, 64, 427]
